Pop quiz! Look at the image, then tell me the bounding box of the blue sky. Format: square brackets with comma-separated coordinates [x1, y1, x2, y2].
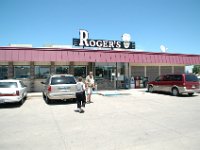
[0, 0, 200, 54]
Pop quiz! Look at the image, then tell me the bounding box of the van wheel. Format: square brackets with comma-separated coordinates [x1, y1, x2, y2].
[172, 88, 179, 96]
[148, 86, 154, 93]
[188, 93, 194, 96]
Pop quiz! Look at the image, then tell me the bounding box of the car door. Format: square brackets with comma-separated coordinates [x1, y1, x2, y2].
[161, 75, 171, 92]
[153, 75, 164, 91]
[43, 77, 50, 96]
[19, 81, 27, 98]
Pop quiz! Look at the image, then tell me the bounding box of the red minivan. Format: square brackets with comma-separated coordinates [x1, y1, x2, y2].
[147, 74, 200, 96]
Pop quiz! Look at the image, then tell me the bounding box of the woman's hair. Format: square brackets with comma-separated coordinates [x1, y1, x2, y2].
[78, 77, 82, 82]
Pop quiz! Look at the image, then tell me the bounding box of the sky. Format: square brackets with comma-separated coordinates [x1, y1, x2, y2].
[0, 0, 200, 54]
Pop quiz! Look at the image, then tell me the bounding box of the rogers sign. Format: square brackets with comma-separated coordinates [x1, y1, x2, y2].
[73, 29, 135, 49]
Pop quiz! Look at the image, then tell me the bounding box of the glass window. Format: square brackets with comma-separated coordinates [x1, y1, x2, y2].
[0, 82, 18, 88]
[185, 74, 198, 82]
[19, 81, 26, 88]
[0, 66, 8, 79]
[35, 66, 50, 79]
[14, 66, 30, 79]
[55, 66, 69, 74]
[51, 76, 76, 85]
[155, 75, 163, 81]
[74, 66, 86, 78]
[171, 75, 183, 81]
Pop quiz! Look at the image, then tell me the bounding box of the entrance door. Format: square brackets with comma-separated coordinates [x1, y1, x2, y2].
[95, 62, 127, 90]
[95, 65, 116, 90]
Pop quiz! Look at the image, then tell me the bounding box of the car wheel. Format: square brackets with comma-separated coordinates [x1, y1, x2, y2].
[172, 88, 179, 96]
[24, 94, 27, 100]
[42, 92, 46, 100]
[188, 93, 194, 96]
[148, 86, 154, 93]
[19, 98, 24, 105]
[45, 96, 51, 104]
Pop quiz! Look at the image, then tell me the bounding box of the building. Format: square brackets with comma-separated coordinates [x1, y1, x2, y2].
[0, 46, 200, 91]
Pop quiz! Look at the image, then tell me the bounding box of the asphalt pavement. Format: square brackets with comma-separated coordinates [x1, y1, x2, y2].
[0, 89, 200, 150]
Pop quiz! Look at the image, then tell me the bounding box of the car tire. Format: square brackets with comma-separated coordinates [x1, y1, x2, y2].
[46, 96, 51, 104]
[172, 88, 179, 96]
[188, 93, 194, 96]
[42, 92, 46, 100]
[19, 98, 24, 105]
[148, 86, 154, 93]
[24, 94, 27, 100]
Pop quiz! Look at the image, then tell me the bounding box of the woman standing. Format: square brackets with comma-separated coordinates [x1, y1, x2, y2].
[85, 71, 95, 103]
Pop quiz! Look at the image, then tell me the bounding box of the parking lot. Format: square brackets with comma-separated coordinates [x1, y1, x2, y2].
[0, 89, 200, 150]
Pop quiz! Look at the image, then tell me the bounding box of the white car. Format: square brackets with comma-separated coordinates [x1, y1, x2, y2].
[0, 79, 27, 104]
[41, 74, 77, 104]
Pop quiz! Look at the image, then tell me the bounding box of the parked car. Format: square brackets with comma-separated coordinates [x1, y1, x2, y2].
[41, 74, 77, 103]
[147, 74, 200, 96]
[0, 79, 27, 104]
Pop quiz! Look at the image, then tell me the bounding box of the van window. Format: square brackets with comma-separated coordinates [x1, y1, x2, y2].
[163, 75, 170, 81]
[185, 74, 198, 82]
[155, 76, 163, 81]
[51, 76, 76, 85]
[170, 75, 182, 81]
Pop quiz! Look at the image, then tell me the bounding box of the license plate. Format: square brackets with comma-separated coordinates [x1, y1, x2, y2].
[58, 87, 70, 92]
[0, 99, 5, 103]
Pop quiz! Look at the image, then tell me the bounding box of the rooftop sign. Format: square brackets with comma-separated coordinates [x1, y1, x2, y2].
[73, 30, 135, 49]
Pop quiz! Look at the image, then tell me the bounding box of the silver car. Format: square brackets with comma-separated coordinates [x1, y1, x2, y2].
[0, 79, 27, 104]
[41, 74, 77, 103]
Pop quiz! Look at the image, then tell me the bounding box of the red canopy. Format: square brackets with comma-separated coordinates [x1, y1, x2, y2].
[0, 47, 200, 65]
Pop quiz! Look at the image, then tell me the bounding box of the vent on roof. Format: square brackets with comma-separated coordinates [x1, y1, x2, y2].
[9, 44, 32, 47]
[43, 44, 72, 48]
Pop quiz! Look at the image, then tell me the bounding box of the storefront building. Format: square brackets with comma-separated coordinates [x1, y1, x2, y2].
[0, 46, 200, 92]
[0, 30, 200, 91]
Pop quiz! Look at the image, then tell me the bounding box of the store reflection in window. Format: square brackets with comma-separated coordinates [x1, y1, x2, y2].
[74, 66, 86, 78]
[14, 66, 30, 79]
[35, 66, 50, 79]
[56, 66, 69, 74]
[0, 66, 8, 79]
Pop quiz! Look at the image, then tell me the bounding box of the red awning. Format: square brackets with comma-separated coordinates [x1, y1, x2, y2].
[0, 47, 200, 65]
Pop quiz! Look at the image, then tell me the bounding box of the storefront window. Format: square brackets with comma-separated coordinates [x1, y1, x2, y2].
[0, 66, 8, 79]
[35, 66, 50, 79]
[14, 66, 30, 79]
[55, 66, 69, 74]
[74, 66, 86, 78]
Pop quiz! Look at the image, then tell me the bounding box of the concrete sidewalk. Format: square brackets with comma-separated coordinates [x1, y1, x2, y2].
[27, 88, 147, 97]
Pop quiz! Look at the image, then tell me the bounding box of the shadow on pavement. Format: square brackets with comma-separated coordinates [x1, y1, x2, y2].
[0, 103, 23, 109]
[145, 91, 199, 98]
[44, 99, 76, 106]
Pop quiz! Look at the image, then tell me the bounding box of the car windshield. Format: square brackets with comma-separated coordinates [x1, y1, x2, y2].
[0, 82, 18, 88]
[51, 76, 76, 85]
[185, 74, 198, 82]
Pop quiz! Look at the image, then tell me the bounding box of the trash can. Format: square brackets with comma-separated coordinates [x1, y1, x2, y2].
[130, 77, 135, 89]
[124, 77, 130, 89]
[135, 76, 141, 88]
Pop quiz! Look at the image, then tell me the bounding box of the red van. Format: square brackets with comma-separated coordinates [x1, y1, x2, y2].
[147, 74, 200, 96]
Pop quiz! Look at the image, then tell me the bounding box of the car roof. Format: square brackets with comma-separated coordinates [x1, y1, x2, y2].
[50, 74, 74, 77]
[0, 79, 21, 82]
